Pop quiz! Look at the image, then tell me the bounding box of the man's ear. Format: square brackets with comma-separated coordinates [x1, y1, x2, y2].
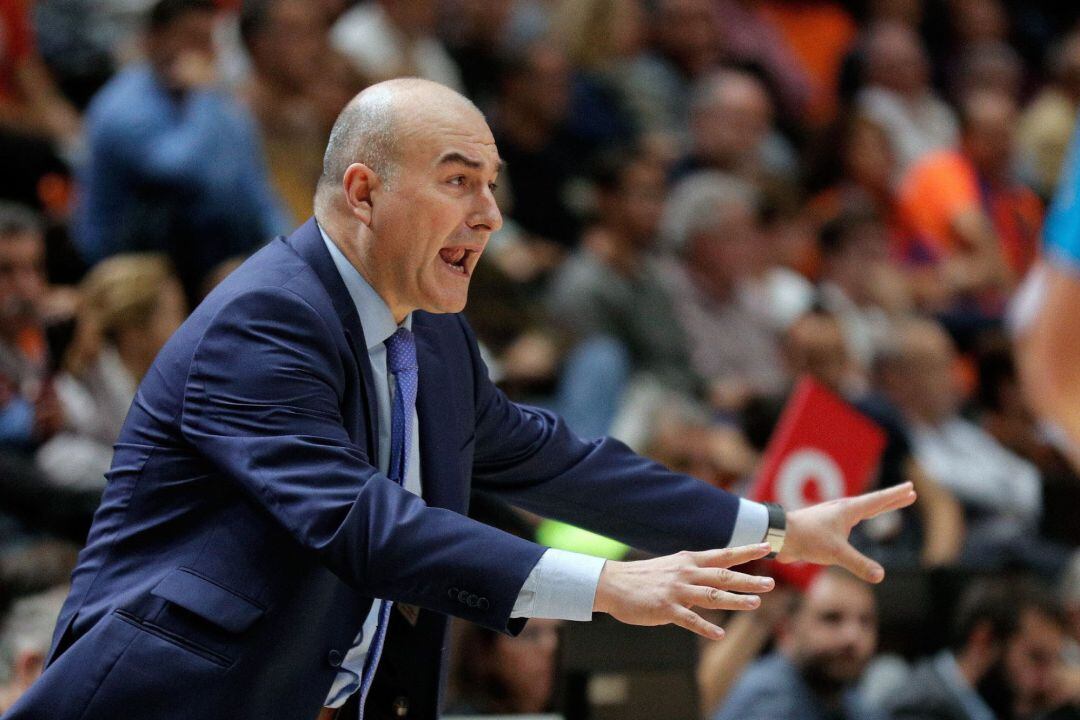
[342, 163, 377, 225]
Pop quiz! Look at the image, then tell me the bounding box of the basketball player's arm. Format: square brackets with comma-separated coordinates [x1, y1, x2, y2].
[1016, 262, 1080, 469]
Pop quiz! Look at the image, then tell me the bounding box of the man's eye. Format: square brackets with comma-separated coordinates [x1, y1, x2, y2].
[488, 182, 499, 192]
[449, 176, 466, 186]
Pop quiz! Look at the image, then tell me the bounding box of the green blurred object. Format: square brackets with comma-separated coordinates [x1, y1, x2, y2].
[535, 520, 630, 560]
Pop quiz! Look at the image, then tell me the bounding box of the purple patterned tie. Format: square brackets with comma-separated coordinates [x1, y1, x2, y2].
[355, 327, 418, 716]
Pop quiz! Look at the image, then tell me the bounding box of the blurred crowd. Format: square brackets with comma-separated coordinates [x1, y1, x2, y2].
[1, 0, 1080, 717]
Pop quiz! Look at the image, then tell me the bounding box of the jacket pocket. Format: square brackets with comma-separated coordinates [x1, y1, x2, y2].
[113, 609, 233, 668]
[150, 567, 265, 634]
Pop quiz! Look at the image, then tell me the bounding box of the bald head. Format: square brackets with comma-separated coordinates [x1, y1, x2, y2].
[316, 79, 484, 208]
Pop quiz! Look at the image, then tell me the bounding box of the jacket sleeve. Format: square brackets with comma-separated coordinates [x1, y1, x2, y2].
[179, 286, 545, 632]
[460, 315, 744, 555]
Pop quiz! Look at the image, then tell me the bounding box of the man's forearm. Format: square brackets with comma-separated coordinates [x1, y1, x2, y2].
[510, 499, 768, 620]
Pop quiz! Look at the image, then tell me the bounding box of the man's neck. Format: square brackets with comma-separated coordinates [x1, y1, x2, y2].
[954, 648, 989, 689]
[315, 213, 410, 324]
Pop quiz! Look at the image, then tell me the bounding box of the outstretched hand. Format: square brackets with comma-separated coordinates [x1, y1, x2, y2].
[777, 481, 918, 583]
[592, 543, 775, 640]
[590, 483, 916, 639]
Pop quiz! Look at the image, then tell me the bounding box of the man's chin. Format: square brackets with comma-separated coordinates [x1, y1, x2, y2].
[422, 294, 468, 315]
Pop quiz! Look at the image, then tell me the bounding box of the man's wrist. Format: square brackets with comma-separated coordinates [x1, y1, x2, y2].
[762, 503, 786, 559]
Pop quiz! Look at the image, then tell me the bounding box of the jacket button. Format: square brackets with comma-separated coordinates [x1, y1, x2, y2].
[393, 695, 409, 717]
[327, 649, 343, 667]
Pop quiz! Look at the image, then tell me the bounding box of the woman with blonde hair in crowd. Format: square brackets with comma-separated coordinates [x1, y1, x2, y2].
[35, 253, 186, 492]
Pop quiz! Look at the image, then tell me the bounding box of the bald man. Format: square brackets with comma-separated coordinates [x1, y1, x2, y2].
[7, 79, 915, 720]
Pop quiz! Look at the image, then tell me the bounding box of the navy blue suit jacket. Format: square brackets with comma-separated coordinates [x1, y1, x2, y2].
[8, 219, 743, 720]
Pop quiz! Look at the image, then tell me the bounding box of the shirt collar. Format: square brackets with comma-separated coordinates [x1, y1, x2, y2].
[317, 222, 412, 349]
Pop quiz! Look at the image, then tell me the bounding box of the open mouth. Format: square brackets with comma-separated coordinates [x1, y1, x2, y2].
[438, 246, 477, 276]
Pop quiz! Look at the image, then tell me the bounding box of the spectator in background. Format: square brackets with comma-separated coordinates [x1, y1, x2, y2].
[808, 112, 904, 246]
[876, 318, 1059, 575]
[952, 42, 1024, 105]
[0, 0, 81, 154]
[447, 618, 562, 715]
[75, 0, 289, 301]
[656, 171, 787, 406]
[331, 0, 463, 91]
[816, 205, 911, 376]
[710, 568, 884, 720]
[754, 0, 859, 127]
[858, 21, 959, 175]
[1018, 29, 1080, 199]
[0, 586, 67, 714]
[628, 0, 723, 141]
[0, 203, 61, 455]
[35, 254, 186, 493]
[675, 69, 799, 192]
[0, 203, 102, 544]
[491, 42, 587, 249]
[898, 90, 1040, 315]
[741, 312, 965, 568]
[711, 0, 813, 124]
[976, 336, 1080, 547]
[440, 0, 520, 110]
[886, 581, 1078, 720]
[239, 0, 346, 224]
[548, 0, 650, 151]
[547, 151, 696, 433]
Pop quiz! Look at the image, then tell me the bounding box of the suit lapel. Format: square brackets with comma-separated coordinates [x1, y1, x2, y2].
[286, 218, 379, 461]
[413, 313, 467, 513]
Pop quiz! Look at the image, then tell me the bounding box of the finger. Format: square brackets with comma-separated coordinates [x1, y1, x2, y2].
[685, 567, 775, 594]
[690, 543, 772, 568]
[835, 542, 885, 583]
[680, 585, 762, 612]
[670, 605, 726, 640]
[845, 482, 917, 522]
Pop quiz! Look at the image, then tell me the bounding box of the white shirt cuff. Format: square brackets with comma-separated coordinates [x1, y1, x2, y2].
[510, 548, 605, 620]
[729, 498, 769, 547]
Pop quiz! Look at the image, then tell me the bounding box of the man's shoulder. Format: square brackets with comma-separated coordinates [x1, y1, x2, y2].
[884, 658, 960, 717]
[177, 238, 338, 350]
[715, 653, 805, 718]
[86, 66, 159, 126]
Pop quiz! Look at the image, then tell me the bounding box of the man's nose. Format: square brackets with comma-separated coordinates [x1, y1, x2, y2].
[470, 188, 502, 233]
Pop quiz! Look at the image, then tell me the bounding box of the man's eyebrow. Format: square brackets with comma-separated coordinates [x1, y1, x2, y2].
[437, 152, 504, 173]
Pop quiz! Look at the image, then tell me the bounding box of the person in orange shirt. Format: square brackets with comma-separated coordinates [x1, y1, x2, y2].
[897, 90, 1042, 314]
[757, 0, 858, 127]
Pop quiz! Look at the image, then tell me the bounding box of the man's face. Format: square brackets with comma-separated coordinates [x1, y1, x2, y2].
[609, 160, 667, 249]
[0, 232, 46, 329]
[656, 0, 720, 76]
[689, 200, 759, 297]
[364, 105, 503, 318]
[899, 328, 960, 423]
[693, 81, 772, 170]
[826, 222, 890, 304]
[147, 9, 217, 82]
[783, 573, 878, 690]
[1004, 609, 1066, 717]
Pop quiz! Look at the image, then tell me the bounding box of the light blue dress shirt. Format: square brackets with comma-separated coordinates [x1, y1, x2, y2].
[317, 225, 768, 707]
